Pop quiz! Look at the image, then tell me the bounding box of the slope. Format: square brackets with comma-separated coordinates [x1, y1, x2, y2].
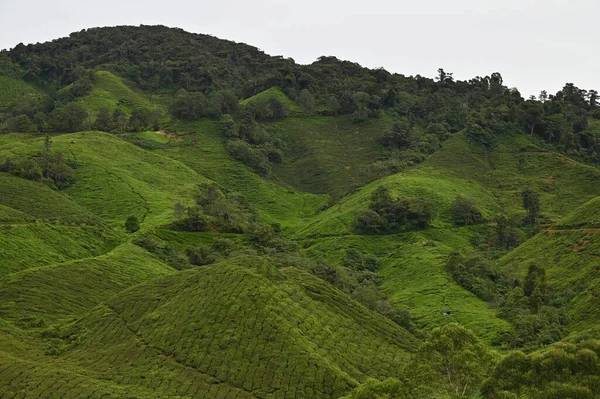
[162, 119, 328, 229]
[270, 116, 390, 198]
[0, 75, 47, 108]
[0, 256, 417, 398]
[497, 196, 600, 331]
[0, 131, 212, 228]
[77, 70, 161, 116]
[292, 132, 600, 341]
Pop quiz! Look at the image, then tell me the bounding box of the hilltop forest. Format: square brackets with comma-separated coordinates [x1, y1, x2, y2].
[1, 25, 600, 398]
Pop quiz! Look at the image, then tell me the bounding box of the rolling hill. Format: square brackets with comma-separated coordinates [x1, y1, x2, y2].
[1, 24, 600, 398]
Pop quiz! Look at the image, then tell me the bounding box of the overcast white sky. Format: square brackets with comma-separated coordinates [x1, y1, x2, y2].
[0, 0, 597, 97]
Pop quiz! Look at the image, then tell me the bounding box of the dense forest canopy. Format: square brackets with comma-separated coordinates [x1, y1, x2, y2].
[1, 25, 598, 165]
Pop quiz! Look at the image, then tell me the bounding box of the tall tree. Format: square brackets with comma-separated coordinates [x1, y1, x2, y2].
[522, 189, 541, 225]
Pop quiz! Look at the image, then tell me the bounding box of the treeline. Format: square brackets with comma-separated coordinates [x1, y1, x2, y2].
[0, 134, 74, 189]
[355, 186, 437, 234]
[2, 26, 599, 169]
[0, 100, 162, 134]
[342, 323, 600, 398]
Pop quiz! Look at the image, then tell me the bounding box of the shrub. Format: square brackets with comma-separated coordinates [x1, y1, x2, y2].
[125, 215, 140, 233]
[451, 195, 483, 226]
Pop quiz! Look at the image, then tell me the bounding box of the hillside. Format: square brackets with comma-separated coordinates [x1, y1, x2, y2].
[1, 25, 600, 398]
[0, 257, 417, 398]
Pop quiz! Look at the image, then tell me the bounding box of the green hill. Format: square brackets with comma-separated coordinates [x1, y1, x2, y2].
[270, 116, 390, 197]
[497, 197, 600, 331]
[2, 25, 600, 399]
[77, 71, 160, 116]
[0, 75, 46, 108]
[0, 257, 416, 398]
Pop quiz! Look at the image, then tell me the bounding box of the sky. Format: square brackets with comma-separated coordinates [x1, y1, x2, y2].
[0, 0, 597, 97]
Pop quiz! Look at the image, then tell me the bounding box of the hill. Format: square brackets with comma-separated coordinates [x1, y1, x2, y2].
[76, 70, 161, 116]
[0, 257, 417, 398]
[1, 24, 600, 398]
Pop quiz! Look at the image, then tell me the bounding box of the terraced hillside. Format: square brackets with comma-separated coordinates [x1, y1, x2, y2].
[77, 71, 163, 116]
[497, 196, 600, 331]
[0, 257, 417, 398]
[2, 24, 600, 399]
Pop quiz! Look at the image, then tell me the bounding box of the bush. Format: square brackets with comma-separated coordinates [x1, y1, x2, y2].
[172, 207, 207, 232]
[227, 139, 271, 176]
[125, 215, 140, 233]
[451, 195, 483, 226]
[187, 245, 218, 266]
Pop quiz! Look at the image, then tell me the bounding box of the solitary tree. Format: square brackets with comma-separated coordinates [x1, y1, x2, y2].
[522, 189, 541, 225]
[43, 133, 52, 178]
[298, 89, 316, 116]
[451, 195, 483, 226]
[125, 215, 140, 233]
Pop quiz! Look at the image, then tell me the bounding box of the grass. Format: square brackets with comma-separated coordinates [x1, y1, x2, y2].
[131, 130, 171, 144]
[427, 132, 600, 221]
[34, 256, 415, 398]
[77, 71, 161, 116]
[303, 231, 511, 343]
[240, 87, 303, 116]
[2, 105, 600, 397]
[0, 223, 120, 278]
[556, 196, 600, 228]
[296, 167, 500, 238]
[0, 172, 100, 225]
[0, 75, 46, 108]
[0, 242, 174, 325]
[270, 116, 390, 198]
[166, 119, 328, 229]
[497, 228, 600, 332]
[0, 132, 211, 228]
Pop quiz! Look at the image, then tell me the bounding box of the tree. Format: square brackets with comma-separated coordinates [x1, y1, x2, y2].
[209, 90, 238, 117]
[298, 89, 315, 115]
[436, 68, 454, 84]
[7, 114, 33, 133]
[451, 196, 483, 226]
[521, 189, 540, 225]
[340, 378, 409, 399]
[129, 108, 151, 131]
[327, 95, 340, 116]
[355, 209, 385, 235]
[466, 122, 496, 148]
[380, 120, 412, 149]
[352, 92, 371, 122]
[111, 108, 129, 133]
[125, 215, 140, 233]
[493, 215, 520, 249]
[588, 89, 599, 108]
[173, 202, 186, 219]
[42, 133, 52, 178]
[407, 323, 496, 398]
[523, 263, 548, 312]
[521, 100, 544, 136]
[48, 152, 74, 188]
[94, 108, 113, 132]
[169, 89, 208, 120]
[218, 114, 238, 138]
[407, 197, 437, 229]
[49, 103, 88, 132]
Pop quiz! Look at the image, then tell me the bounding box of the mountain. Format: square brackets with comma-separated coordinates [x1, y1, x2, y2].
[1, 25, 600, 398]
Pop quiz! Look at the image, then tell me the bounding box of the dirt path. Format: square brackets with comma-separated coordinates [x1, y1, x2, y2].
[155, 130, 185, 142]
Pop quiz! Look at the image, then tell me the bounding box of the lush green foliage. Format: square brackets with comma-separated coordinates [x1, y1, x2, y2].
[1, 25, 600, 399]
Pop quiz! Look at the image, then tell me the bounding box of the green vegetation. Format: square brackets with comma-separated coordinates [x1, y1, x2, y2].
[77, 70, 158, 116]
[1, 25, 600, 398]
